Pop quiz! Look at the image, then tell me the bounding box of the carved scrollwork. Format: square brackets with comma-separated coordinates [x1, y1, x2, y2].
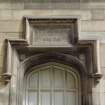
[88, 73, 102, 83]
[0, 73, 11, 84]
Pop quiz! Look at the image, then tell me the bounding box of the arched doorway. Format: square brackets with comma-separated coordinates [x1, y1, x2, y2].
[24, 62, 81, 105]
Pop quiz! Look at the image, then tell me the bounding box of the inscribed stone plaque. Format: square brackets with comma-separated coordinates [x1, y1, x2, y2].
[31, 27, 73, 47]
[26, 19, 78, 47]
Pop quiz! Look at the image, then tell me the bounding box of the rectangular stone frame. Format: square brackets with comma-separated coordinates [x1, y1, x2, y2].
[24, 17, 79, 46]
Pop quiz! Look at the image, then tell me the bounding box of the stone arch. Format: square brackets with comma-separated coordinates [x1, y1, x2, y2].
[22, 52, 87, 76]
[17, 52, 88, 105]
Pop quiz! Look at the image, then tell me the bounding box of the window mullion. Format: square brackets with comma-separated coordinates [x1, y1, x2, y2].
[38, 71, 40, 105]
[26, 78, 29, 105]
[64, 71, 66, 105]
[51, 65, 54, 105]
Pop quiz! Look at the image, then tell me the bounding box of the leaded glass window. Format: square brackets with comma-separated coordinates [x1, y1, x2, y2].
[25, 63, 80, 105]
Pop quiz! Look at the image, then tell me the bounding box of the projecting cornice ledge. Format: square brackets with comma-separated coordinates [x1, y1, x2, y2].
[0, 39, 102, 85]
[5, 39, 29, 46]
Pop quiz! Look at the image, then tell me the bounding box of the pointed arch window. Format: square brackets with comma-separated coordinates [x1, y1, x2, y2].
[25, 63, 81, 105]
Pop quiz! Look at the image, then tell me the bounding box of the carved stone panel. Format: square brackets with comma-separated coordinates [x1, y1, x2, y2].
[25, 18, 78, 47]
[32, 27, 73, 47]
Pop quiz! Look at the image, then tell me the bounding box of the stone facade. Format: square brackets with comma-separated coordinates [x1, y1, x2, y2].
[0, 1, 105, 105]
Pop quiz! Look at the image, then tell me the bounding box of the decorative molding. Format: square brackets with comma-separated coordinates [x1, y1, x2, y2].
[0, 73, 11, 84]
[0, 17, 103, 105]
[1, 39, 102, 84]
[25, 17, 78, 47]
[88, 73, 102, 82]
[1, 18, 102, 84]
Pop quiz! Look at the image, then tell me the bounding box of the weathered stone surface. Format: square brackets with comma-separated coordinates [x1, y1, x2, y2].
[0, 10, 13, 20]
[0, 3, 11, 10]
[24, 3, 80, 9]
[24, 2, 105, 10]
[79, 32, 105, 41]
[0, 84, 9, 105]
[81, 0, 105, 2]
[100, 44, 105, 67]
[10, 75, 17, 105]
[12, 10, 91, 21]
[91, 9, 105, 20]
[100, 80, 105, 93]
[5, 32, 21, 39]
[0, 67, 3, 74]
[24, 0, 80, 3]
[101, 67, 105, 80]
[0, 33, 5, 56]
[0, 32, 20, 42]
[80, 3, 105, 9]
[99, 68, 105, 93]
[81, 20, 105, 32]
[0, 2, 105, 10]
[31, 26, 73, 47]
[0, 0, 103, 2]
[11, 2, 24, 10]
[92, 92, 101, 105]
[0, 56, 3, 69]
[0, 32, 20, 56]
[100, 93, 105, 105]
[0, 21, 23, 32]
